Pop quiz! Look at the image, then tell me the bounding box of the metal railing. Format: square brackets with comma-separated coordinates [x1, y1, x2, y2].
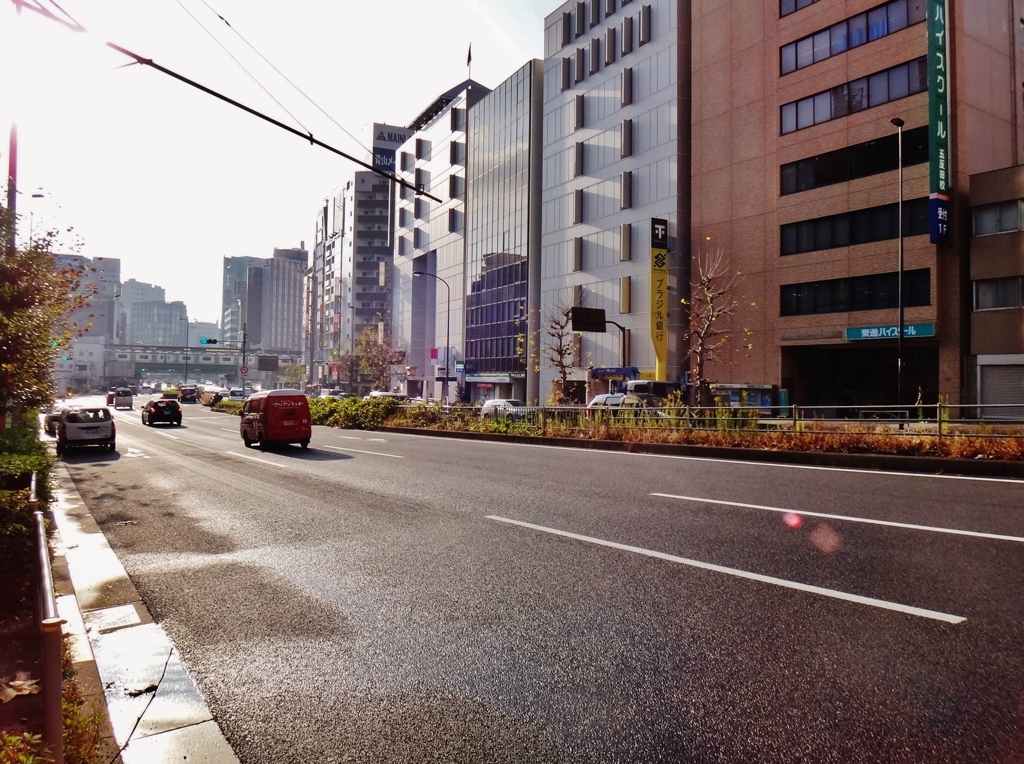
[397, 402, 1024, 440]
[31, 471, 65, 764]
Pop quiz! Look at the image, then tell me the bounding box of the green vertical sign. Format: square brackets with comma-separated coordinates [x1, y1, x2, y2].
[927, 0, 951, 244]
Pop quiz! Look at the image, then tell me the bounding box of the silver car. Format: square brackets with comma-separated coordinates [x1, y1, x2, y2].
[56, 407, 116, 457]
[480, 399, 526, 419]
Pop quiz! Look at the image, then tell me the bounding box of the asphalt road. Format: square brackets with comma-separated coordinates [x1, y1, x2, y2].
[57, 395, 1024, 763]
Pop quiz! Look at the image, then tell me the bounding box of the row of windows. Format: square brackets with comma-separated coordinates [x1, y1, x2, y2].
[561, 0, 637, 47]
[974, 200, 1023, 237]
[780, 125, 928, 196]
[781, 0, 925, 75]
[780, 0, 819, 17]
[780, 268, 930, 316]
[975, 277, 1024, 310]
[781, 57, 927, 135]
[781, 197, 929, 255]
[560, 7, 650, 91]
[572, 171, 633, 226]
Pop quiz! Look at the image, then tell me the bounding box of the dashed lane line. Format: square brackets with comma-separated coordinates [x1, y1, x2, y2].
[321, 445, 404, 459]
[651, 493, 1024, 544]
[486, 515, 966, 625]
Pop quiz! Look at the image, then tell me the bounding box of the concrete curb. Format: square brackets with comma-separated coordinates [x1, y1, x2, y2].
[380, 426, 1024, 479]
[49, 461, 240, 764]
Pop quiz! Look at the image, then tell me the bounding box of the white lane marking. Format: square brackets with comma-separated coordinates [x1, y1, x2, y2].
[225, 451, 284, 468]
[336, 436, 362, 440]
[652, 493, 1024, 544]
[412, 435, 1024, 485]
[367, 438, 388, 442]
[487, 515, 965, 625]
[321, 445, 404, 459]
[220, 428, 238, 434]
[152, 431, 180, 440]
[122, 448, 150, 459]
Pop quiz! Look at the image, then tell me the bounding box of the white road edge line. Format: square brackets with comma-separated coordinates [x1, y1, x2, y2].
[651, 493, 1024, 544]
[225, 451, 283, 467]
[486, 515, 965, 625]
[220, 428, 237, 434]
[321, 445, 404, 459]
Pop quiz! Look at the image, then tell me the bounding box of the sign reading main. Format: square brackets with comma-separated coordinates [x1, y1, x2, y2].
[372, 123, 414, 173]
[927, 0, 951, 245]
[650, 218, 669, 380]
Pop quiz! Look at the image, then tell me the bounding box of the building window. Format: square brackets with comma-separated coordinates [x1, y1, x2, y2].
[621, 223, 632, 261]
[781, 197, 929, 255]
[590, 38, 601, 74]
[575, 93, 586, 130]
[573, 237, 584, 271]
[450, 108, 466, 131]
[399, 208, 412, 227]
[448, 174, 465, 200]
[780, 268, 930, 315]
[974, 200, 1023, 236]
[562, 11, 572, 47]
[621, 118, 633, 157]
[575, 47, 586, 83]
[414, 168, 430, 191]
[780, 57, 927, 134]
[415, 198, 429, 220]
[975, 277, 1024, 310]
[590, 0, 601, 27]
[620, 275, 632, 313]
[639, 5, 652, 45]
[574, 188, 584, 224]
[400, 152, 414, 171]
[606, 26, 617, 64]
[780, 0, 924, 76]
[622, 67, 634, 106]
[606, 0, 617, 16]
[780, 125, 928, 195]
[562, 57, 572, 92]
[780, 0, 820, 18]
[415, 138, 430, 160]
[448, 208, 463, 234]
[449, 141, 466, 165]
[622, 16, 634, 55]
[621, 170, 633, 209]
[576, 1, 586, 37]
[574, 141, 585, 177]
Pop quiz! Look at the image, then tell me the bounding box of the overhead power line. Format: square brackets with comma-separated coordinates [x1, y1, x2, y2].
[10, 0, 441, 203]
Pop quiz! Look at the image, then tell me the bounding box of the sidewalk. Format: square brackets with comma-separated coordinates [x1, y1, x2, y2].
[50, 461, 239, 764]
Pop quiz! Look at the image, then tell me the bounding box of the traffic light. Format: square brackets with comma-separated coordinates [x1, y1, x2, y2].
[199, 337, 218, 345]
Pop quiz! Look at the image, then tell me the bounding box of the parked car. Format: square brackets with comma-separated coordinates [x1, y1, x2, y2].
[112, 388, 133, 410]
[240, 389, 311, 450]
[227, 388, 248, 401]
[178, 385, 198, 403]
[141, 398, 183, 426]
[56, 407, 116, 456]
[140, 385, 153, 395]
[586, 393, 665, 417]
[480, 399, 526, 419]
[362, 391, 407, 402]
[318, 389, 349, 399]
[43, 400, 72, 436]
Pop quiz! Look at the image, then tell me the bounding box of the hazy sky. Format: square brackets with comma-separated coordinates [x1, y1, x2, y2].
[1, 0, 552, 323]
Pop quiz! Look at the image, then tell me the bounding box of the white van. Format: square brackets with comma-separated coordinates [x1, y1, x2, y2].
[113, 388, 133, 410]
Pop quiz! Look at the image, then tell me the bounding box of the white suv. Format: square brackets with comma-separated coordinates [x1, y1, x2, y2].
[480, 399, 526, 419]
[56, 407, 116, 457]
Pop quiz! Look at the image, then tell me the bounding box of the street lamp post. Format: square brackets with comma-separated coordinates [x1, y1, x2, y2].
[890, 117, 905, 406]
[178, 316, 189, 385]
[413, 271, 451, 403]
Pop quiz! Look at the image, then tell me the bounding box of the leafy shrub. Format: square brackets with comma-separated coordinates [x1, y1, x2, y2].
[312, 396, 399, 430]
[0, 731, 51, 763]
[213, 400, 243, 416]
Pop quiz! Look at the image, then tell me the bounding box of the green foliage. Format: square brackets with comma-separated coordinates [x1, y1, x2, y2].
[61, 638, 105, 764]
[0, 210, 88, 413]
[213, 400, 243, 415]
[309, 396, 398, 430]
[0, 731, 52, 763]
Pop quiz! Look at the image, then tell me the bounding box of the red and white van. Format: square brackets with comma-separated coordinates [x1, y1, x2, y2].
[240, 389, 312, 450]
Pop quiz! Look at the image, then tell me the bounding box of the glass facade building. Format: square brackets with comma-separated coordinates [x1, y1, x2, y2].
[465, 60, 544, 400]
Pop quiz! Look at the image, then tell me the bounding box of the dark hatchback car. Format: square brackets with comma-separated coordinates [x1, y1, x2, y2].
[178, 386, 199, 403]
[141, 398, 183, 426]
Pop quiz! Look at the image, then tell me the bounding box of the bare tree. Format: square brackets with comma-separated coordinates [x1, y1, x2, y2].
[338, 353, 363, 391]
[543, 301, 581, 404]
[681, 245, 754, 407]
[356, 314, 404, 391]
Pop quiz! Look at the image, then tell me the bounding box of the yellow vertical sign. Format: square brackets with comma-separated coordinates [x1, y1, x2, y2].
[650, 218, 669, 380]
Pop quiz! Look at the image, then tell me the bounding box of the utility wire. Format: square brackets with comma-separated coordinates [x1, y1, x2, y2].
[173, 0, 313, 141]
[10, 0, 441, 202]
[197, 0, 372, 155]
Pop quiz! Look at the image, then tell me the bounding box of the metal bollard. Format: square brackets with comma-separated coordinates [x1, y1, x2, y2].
[31, 472, 66, 764]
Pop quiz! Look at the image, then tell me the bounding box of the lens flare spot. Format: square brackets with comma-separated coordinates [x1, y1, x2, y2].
[809, 523, 843, 555]
[782, 512, 803, 529]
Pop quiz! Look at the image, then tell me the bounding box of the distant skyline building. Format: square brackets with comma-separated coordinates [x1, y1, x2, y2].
[243, 246, 308, 355]
[129, 300, 188, 346]
[221, 256, 263, 345]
